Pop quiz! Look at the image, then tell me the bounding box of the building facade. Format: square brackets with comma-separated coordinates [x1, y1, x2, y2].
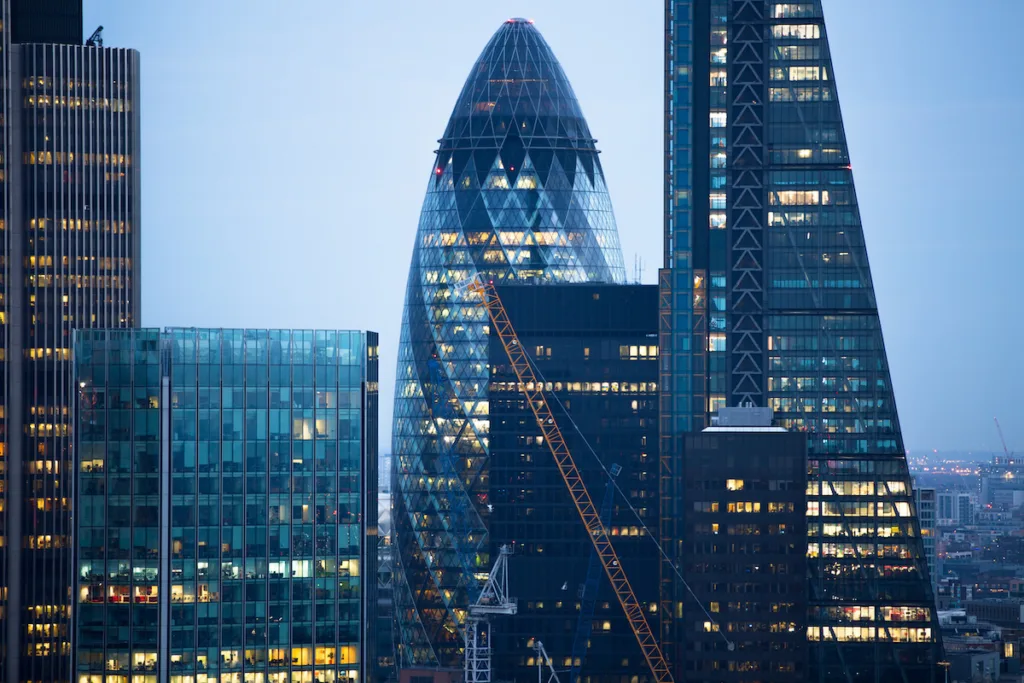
[915, 486, 938, 589]
[936, 492, 955, 526]
[392, 18, 626, 668]
[678, 421, 808, 681]
[958, 494, 975, 527]
[980, 457, 1024, 510]
[72, 329, 377, 683]
[0, 2, 140, 679]
[936, 491, 975, 528]
[376, 491, 396, 683]
[10, 0, 82, 45]
[486, 284, 659, 682]
[662, 1, 942, 680]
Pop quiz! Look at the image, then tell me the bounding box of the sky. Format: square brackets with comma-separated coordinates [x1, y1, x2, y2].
[84, 0, 1024, 455]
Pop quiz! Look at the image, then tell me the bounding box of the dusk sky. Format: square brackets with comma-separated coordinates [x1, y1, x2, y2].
[85, 1, 1024, 454]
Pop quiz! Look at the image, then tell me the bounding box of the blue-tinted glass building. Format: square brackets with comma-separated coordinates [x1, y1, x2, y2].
[392, 19, 627, 668]
[72, 329, 378, 683]
[662, 1, 942, 680]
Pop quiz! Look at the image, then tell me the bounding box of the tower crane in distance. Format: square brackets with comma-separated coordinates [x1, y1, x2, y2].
[995, 417, 1014, 458]
[467, 278, 675, 683]
[465, 545, 517, 683]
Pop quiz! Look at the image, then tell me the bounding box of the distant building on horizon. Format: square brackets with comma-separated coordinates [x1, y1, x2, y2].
[378, 453, 392, 494]
[979, 456, 1024, 509]
[937, 491, 976, 527]
[375, 491, 396, 683]
[72, 328, 378, 683]
[662, 1, 943, 679]
[915, 485, 939, 590]
[0, 1, 141, 679]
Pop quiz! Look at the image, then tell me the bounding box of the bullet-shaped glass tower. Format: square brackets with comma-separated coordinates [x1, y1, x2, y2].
[391, 18, 626, 667]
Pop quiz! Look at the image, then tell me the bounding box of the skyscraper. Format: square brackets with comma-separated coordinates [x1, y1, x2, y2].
[678, 417, 809, 682]
[0, 2, 140, 680]
[662, 1, 942, 680]
[392, 18, 626, 668]
[914, 485, 938, 590]
[73, 329, 377, 683]
[486, 284, 659, 682]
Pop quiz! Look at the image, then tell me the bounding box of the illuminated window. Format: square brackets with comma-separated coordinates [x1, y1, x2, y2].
[773, 3, 819, 18]
[770, 190, 829, 206]
[484, 174, 510, 190]
[772, 24, 820, 40]
[770, 66, 825, 81]
[726, 479, 744, 491]
[515, 174, 538, 190]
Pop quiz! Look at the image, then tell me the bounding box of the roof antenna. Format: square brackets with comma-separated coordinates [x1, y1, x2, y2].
[86, 26, 104, 47]
[632, 254, 645, 284]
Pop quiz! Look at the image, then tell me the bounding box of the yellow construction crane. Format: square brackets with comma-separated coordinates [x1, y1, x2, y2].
[467, 278, 675, 683]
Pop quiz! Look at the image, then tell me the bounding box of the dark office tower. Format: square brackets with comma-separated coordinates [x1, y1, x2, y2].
[487, 284, 659, 682]
[0, 0, 141, 679]
[392, 19, 626, 668]
[678, 415, 808, 682]
[10, 0, 82, 45]
[73, 329, 378, 683]
[662, 1, 942, 681]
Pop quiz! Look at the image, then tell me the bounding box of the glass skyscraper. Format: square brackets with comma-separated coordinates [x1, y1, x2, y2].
[662, 1, 942, 680]
[0, 2, 141, 680]
[392, 18, 626, 668]
[72, 328, 378, 683]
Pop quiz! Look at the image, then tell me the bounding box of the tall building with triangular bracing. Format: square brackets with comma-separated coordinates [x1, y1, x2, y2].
[661, 1, 944, 681]
[391, 18, 626, 668]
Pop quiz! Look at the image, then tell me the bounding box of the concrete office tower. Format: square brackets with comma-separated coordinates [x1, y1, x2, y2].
[661, 1, 942, 680]
[678, 412, 809, 682]
[0, 1, 140, 680]
[72, 329, 378, 683]
[391, 19, 626, 668]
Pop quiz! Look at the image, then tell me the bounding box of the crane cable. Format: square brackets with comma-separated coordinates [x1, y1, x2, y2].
[520, 348, 734, 650]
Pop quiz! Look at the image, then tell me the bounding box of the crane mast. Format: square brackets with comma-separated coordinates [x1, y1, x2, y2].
[465, 545, 517, 683]
[468, 278, 675, 683]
